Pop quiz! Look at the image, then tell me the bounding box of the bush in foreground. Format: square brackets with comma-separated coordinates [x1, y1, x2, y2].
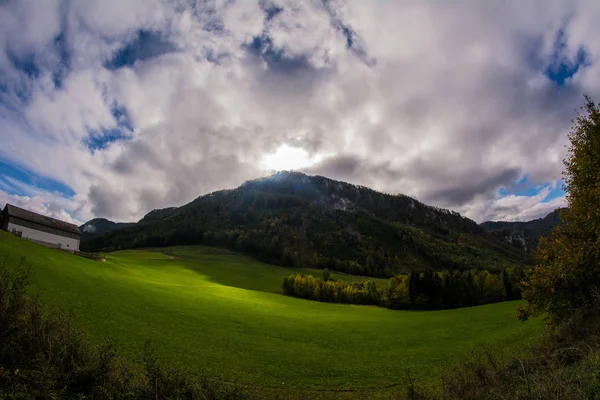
[424, 317, 600, 399]
[519, 96, 600, 325]
[0, 258, 245, 400]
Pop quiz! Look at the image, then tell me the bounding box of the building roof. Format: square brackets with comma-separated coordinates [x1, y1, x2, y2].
[3, 204, 81, 235]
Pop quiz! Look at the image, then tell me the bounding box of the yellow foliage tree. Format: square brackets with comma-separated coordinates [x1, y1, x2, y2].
[518, 96, 600, 324]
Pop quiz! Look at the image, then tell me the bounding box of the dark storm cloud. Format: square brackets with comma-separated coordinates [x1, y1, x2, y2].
[425, 168, 522, 206]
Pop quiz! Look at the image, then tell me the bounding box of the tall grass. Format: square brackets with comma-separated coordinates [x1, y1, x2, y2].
[410, 315, 600, 399]
[0, 258, 247, 400]
[2, 256, 599, 399]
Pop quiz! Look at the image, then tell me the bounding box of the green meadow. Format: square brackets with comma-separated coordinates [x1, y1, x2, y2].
[0, 230, 544, 394]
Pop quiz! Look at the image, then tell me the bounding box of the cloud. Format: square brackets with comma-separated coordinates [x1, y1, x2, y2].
[466, 180, 568, 223]
[0, 0, 598, 224]
[0, 180, 83, 225]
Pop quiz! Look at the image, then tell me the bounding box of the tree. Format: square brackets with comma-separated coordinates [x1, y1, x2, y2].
[518, 96, 600, 324]
[322, 268, 331, 282]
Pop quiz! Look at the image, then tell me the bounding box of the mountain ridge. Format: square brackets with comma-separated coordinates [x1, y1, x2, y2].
[79, 218, 135, 234]
[82, 171, 531, 276]
[480, 208, 564, 252]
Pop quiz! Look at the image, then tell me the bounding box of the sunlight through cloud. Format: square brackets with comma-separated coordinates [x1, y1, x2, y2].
[261, 144, 319, 171]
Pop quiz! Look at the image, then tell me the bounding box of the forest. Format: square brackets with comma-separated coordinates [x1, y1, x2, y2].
[283, 267, 526, 309]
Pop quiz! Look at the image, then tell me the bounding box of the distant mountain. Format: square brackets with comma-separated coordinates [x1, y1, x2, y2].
[480, 209, 564, 252]
[79, 218, 135, 250]
[83, 171, 531, 277]
[80, 218, 135, 235]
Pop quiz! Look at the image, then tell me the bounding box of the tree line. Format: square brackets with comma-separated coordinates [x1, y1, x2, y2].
[283, 272, 381, 305]
[283, 267, 526, 310]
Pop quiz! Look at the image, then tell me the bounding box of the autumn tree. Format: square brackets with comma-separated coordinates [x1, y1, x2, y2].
[519, 95, 600, 324]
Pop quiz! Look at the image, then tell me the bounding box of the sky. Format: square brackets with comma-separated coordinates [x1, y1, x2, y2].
[0, 0, 598, 225]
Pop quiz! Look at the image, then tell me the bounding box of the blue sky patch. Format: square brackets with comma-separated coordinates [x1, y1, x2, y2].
[85, 128, 132, 151]
[322, 3, 376, 67]
[247, 35, 315, 75]
[544, 28, 589, 86]
[0, 158, 75, 198]
[261, 4, 283, 21]
[52, 31, 71, 89]
[498, 186, 538, 197]
[1, 51, 39, 104]
[111, 104, 134, 131]
[83, 104, 134, 151]
[1, 32, 71, 104]
[106, 30, 176, 70]
[7, 51, 40, 79]
[541, 181, 566, 203]
[498, 175, 536, 197]
[499, 177, 565, 203]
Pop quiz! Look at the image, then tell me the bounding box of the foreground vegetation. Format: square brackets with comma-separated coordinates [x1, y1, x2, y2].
[420, 316, 600, 399]
[4, 243, 600, 400]
[283, 267, 526, 310]
[0, 260, 245, 399]
[3, 253, 600, 399]
[0, 231, 542, 397]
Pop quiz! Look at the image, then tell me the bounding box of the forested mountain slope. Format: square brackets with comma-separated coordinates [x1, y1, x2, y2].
[83, 171, 530, 277]
[79, 218, 135, 250]
[80, 218, 135, 235]
[480, 209, 564, 252]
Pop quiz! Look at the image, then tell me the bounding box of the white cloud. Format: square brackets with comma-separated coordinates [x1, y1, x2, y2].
[460, 180, 568, 223]
[0, 182, 83, 226]
[0, 0, 598, 224]
[25, 68, 116, 142]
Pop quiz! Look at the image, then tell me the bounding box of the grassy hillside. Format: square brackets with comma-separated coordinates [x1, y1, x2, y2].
[0, 231, 544, 395]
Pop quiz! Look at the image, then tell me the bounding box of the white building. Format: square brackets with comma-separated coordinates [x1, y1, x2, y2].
[1, 204, 81, 252]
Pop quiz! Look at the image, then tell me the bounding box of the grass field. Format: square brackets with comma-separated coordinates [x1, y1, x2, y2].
[0, 231, 545, 395]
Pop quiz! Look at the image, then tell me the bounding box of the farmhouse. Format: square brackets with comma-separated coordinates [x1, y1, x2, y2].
[0, 204, 81, 252]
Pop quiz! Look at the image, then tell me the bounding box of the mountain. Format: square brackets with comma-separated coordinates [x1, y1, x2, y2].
[83, 171, 531, 277]
[79, 218, 135, 251]
[480, 209, 564, 252]
[80, 218, 135, 235]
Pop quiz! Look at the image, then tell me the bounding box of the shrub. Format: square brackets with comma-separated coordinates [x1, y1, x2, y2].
[519, 96, 600, 325]
[0, 258, 249, 400]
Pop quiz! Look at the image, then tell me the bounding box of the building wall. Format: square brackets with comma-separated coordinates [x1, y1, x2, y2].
[7, 222, 80, 252]
[8, 216, 81, 239]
